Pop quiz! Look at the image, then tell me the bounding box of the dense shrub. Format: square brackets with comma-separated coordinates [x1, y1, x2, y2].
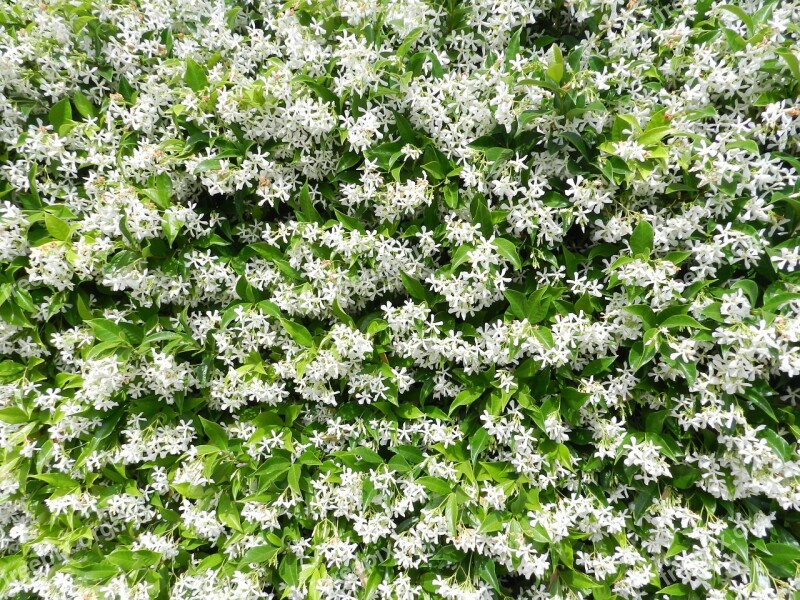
[2, 0, 800, 597]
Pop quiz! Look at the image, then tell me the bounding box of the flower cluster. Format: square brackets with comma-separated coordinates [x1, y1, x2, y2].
[1, 0, 800, 598]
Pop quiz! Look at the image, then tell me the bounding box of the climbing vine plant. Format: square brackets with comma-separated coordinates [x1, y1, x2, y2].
[2, 0, 800, 598]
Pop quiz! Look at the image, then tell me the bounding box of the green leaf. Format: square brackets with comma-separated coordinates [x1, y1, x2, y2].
[477, 558, 501, 593]
[470, 427, 490, 464]
[13, 288, 36, 313]
[547, 44, 564, 84]
[107, 550, 160, 570]
[144, 173, 173, 209]
[533, 327, 554, 349]
[0, 407, 28, 424]
[776, 48, 800, 82]
[0, 362, 26, 382]
[354, 447, 383, 464]
[445, 493, 458, 536]
[503, 289, 528, 320]
[199, 415, 229, 450]
[162, 212, 184, 246]
[629, 219, 654, 257]
[731, 279, 758, 305]
[48, 98, 72, 131]
[556, 539, 574, 568]
[561, 387, 589, 424]
[672, 465, 700, 489]
[492, 238, 522, 270]
[527, 298, 550, 325]
[391, 110, 418, 143]
[193, 158, 221, 173]
[298, 181, 322, 223]
[561, 570, 602, 589]
[331, 298, 354, 327]
[719, 5, 753, 36]
[685, 105, 717, 121]
[45, 213, 70, 241]
[300, 78, 339, 107]
[421, 161, 446, 180]
[417, 476, 451, 495]
[664, 250, 693, 264]
[241, 545, 280, 564]
[184, 58, 208, 92]
[279, 555, 299, 589]
[280, 319, 314, 347]
[87, 319, 124, 343]
[218, 493, 242, 532]
[505, 27, 521, 66]
[254, 456, 291, 482]
[287, 463, 302, 495]
[32, 473, 80, 489]
[728, 139, 759, 154]
[336, 152, 361, 173]
[72, 91, 95, 118]
[443, 180, 459, 209]
[334, 208, 364, 232]
[659, 315, 708, 330]
[87, 319, 142, 346]
[761, 429, 793, 461]
[581, 356, 616, 377]
[721, 528, 748, 562]
[469, 195, 493, 237]
[638, 126, 673, 146]
[400, 272, 428, 302]
[561, 131, 590, 161]
[623, 304, 656, 328]
[764, 543, 800, 561]
[658, 584, 691, 596]
[742, 386, 777, 422]
[449, 388, 483, 414]
[483, 147, 514, 167]
[397, 27, 425, 58]
[628, 339, 657, 371]
[62, 563, 120, 581]
[476, 511, 504, 534]
[394, 445, 424, 464]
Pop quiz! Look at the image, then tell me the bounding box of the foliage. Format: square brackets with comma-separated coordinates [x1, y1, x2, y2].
[1, 0, 800, 598]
